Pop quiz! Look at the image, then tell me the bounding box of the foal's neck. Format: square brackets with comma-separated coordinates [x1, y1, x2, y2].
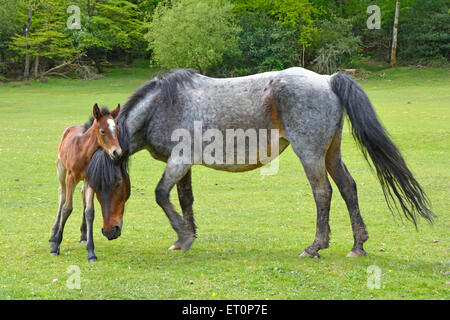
[80, 124, 102, 159]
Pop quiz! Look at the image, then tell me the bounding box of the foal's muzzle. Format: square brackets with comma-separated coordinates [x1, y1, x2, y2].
[102, 225, 121, 240]
[110, 149, 122, 161]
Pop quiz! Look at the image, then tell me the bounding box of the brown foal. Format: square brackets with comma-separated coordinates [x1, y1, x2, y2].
[49, 104, 121, 262]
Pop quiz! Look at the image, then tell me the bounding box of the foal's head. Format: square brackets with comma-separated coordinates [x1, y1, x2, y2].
[92, 103, 122, 161]
[86, 148, 131, 240]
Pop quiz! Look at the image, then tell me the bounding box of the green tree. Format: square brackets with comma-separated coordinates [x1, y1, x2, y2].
[8, 0, 76, 78]
[68, 0, 144, 73]
[0, 0, 25, 76]
[312, 16, 361, 73]
[398, 0, 449, 64]
[223, 11, 300, 75]
[145, 0, 241, 73]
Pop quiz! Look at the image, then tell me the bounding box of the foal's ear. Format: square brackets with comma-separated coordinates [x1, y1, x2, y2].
[93, 103, 102, 121]
[111, 104, 120, 119]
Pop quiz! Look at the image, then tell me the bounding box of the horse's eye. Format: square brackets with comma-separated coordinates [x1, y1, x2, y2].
[100, 129, 106, 136]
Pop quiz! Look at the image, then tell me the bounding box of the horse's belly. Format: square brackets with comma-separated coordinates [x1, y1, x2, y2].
[198, 137, 290, 172]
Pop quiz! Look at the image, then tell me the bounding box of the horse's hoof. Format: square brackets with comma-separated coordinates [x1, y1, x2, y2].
[169, 244, 181, 250]
[346, 249, 367, 258]
[88, 256, 97, 263]
[50, 250, 60, 256]
[298, 250, 320, 259]
[181, 235, 195, 253]
[79, 240, 87, 244]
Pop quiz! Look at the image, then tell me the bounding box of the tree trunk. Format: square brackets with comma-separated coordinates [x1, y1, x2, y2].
[302, 44, 305, 67]
[391, 0, 400, 68]
[93, 57, 103, 74]
[33, 54, 39, 78]
[24, 3, 35, 79]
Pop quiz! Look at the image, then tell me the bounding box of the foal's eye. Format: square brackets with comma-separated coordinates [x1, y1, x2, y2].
[100, 129, 106, 136]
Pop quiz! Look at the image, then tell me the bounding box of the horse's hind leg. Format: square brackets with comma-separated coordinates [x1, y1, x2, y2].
[49, 159, 66, 250]
[50, 174, 76, 256]
[325, 134, 369, 257]
[295, 154, 333, 258]
[155, 160, 195, 253]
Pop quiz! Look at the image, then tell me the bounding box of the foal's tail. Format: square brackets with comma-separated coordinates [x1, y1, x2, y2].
[330, 72, 435, 227]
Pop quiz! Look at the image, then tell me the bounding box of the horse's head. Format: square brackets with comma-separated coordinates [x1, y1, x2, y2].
[92, 103, 122, 161]
[86, 149, 131, 241]
[98, 165, 130, 240]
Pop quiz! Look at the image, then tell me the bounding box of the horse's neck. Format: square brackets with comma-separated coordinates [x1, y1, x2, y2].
[122, 92, 160, 154]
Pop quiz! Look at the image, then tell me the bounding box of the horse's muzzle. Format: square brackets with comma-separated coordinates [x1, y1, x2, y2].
[102, 225, 121, 240]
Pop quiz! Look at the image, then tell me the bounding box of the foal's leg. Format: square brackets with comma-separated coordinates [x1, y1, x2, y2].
[296, 156, 333, 258]
[49, 159, 66, 248]
[50, 174, 76, 256]
[83, 182, 97, 262]
[155, 160, 195, 253]
[79, 184, 87, 243]
[325, 138, 369, 257]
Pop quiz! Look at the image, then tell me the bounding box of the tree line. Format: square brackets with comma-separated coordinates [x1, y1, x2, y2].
[0, 0, 448, 80]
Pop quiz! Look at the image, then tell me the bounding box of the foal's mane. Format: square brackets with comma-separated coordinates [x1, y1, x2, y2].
[82, 107, 111, 133]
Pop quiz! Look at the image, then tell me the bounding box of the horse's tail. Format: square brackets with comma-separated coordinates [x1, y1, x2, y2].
[330, 72, 435, 227]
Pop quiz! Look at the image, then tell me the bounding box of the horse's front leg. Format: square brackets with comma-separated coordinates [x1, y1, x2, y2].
[155, 160, 194, 253]
[79, 184, 87, 243]
[171, 169, 196, 250]
[83, 182, 97, 262]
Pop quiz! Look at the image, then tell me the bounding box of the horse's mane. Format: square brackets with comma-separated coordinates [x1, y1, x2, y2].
[86, 148, 130, 201]
[119, 68, 197, 119]
[82, 107, 111, 133]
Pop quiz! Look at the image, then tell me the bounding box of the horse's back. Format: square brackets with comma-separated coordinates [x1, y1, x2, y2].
[184, 67, 340, 133]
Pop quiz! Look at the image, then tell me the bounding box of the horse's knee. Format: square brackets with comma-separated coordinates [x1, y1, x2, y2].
[155, 187, 169, 207]
[62, 205, 73, 217]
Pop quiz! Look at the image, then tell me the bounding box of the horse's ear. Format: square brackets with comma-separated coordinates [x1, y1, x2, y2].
[93, 103, 102, 121]
[111, 104, 120, 119]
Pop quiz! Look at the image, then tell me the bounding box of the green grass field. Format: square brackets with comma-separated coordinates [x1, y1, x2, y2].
[0, 67, 448, 299]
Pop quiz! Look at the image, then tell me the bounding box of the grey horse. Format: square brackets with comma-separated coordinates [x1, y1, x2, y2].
[86, 67, 434, 258]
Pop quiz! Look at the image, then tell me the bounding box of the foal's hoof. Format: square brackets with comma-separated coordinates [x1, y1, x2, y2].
[346, 249, 367, 258]
[88, 256, 97, 263]
[50, 248, 60, 256]
[298, 250, 320, 259]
